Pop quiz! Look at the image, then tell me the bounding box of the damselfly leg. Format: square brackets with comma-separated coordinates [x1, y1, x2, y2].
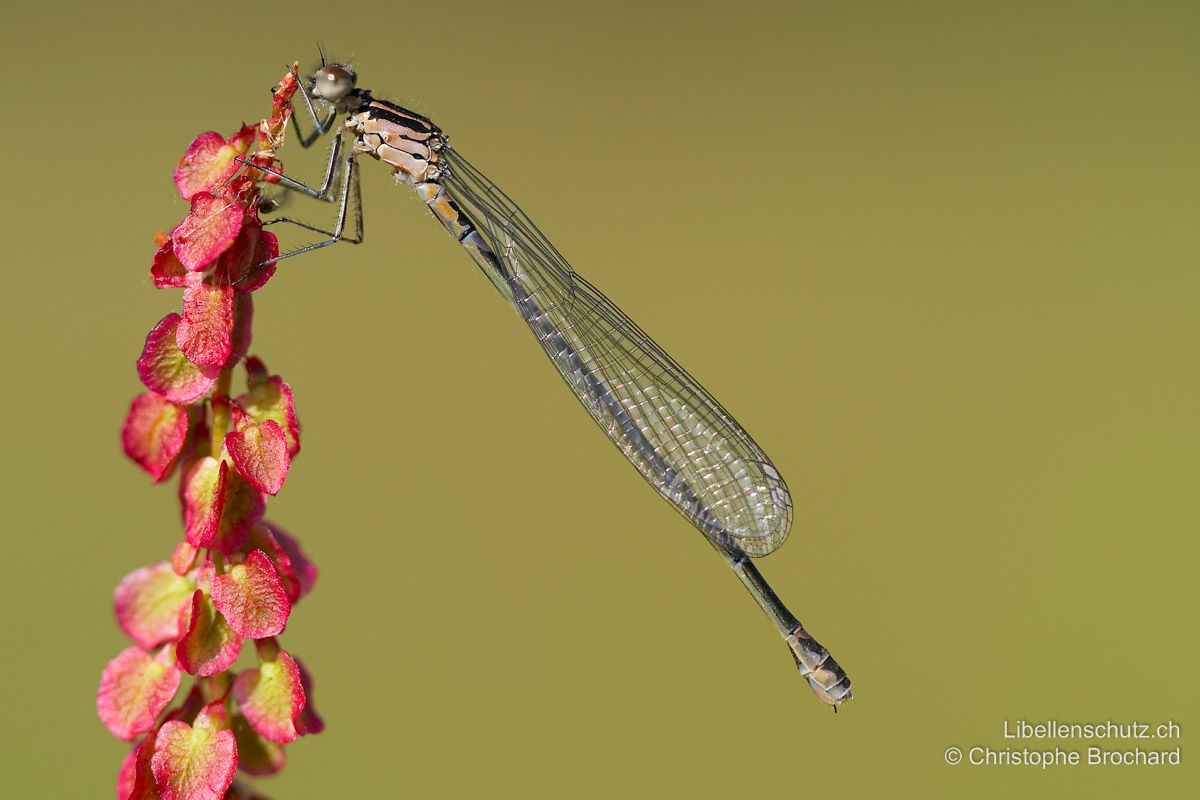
[231, 65, 361, 281]
[232, 144, 363, 283]
[242, 128, 345, 201]
[261, 156, 363, 255]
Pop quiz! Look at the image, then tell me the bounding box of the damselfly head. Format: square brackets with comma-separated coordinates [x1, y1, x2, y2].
[310, 63, 356, 103]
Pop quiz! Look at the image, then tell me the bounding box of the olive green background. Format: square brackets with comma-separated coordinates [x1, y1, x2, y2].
[1, 1, 1195, 797]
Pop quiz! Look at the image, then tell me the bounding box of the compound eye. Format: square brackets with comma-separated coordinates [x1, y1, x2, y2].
[313, 65, 355, 101]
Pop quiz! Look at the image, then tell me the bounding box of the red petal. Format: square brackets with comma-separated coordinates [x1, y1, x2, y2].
[183, 458, 227, 548]
[114, 561, 195, 649]
[176, 590, 242, 677]
[171, 542, 199, 575]
[226, 421, 290, 496]
[226, 782, 277, 800]
[253, 522, 317, 603]
[174, 132, 226, 199]
[117, 741, 140, 800]
[232, 650, 304, 744]
[210, 550, 291, 639]
[235, 376, 299, 457]
[151, 718, 237, 800]
[214, 222, 254, 283]
[151, 239, 200, 289]
[227, 399, 250, 431]
[210, 467, 265, 554]
[230, 713, 286, 776]
[267, 68, 299, 139]
[172, 195, 244, 272]
[232, 230, 277, 294]
[177, 284, 235, 370]
[242, 357, 268, 389]
[202, 673, 234, 705]
[174, 128, 254, 201]
[195, 560, 216, 591]
[165, 685, 206, 729]
[228, 124, 256, 151]
[293, 657, 324, 736]
[195, 699, 230, 731]
[121, 731, 162, 800]
[117, 743, 142, 796]
[138, 314, 219, 405]
[247, 526, 295, 603]
[97, 646, 181, 740]
[227, 294, 253, 368]
[122, 393, 190, 482]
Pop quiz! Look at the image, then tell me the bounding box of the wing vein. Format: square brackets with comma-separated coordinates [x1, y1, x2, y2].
[440, 147, 792, 557]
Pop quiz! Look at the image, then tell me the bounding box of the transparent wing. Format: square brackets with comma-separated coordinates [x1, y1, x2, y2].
[440, 147, 792, 557]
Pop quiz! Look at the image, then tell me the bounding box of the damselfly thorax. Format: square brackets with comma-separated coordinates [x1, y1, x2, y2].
[337, 94, 495, 258]
[349, 98, 445, 183]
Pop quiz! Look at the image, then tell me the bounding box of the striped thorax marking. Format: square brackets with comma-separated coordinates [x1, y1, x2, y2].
[348, 99, 444, 184]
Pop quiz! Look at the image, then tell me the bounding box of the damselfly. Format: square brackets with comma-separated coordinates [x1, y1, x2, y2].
[244, 58, 852, 708]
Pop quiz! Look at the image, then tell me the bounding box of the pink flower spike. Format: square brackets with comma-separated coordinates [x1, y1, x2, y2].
[177, 284, 235, 370]
[114, 561, 196, 649]
[177, 590, 242, 677]
[122, 392, 190, 483]
[210, 550, 291, 639]
[151, 239, 201, 289]
[138, 314, 220, 405]
[151, 716, 238, 800]
[226, 420, 290, 496]
[174, 127, 254, 200]
[235, 376, 299, 457]
[172, 194, 244, 272]
[183, 458, 227, 548]
[231, 713, 286, 776]
[232, 649, 305, 744]
[107, 71, 328, 788]
[97, 646, 182, 740]
[210, 467, 265, 554]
